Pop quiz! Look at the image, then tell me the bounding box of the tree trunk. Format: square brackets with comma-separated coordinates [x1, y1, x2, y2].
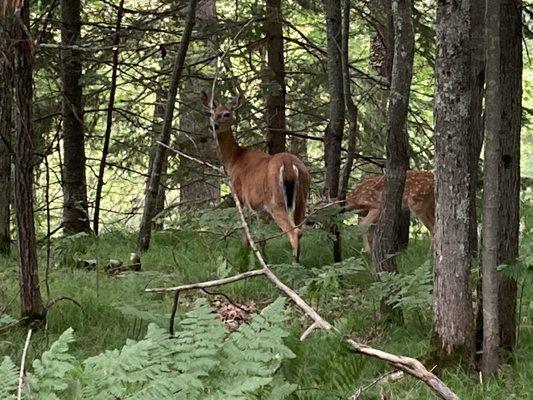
[60, 0, 91, 234]
[367, 0, 410, 250]
[138, 0, 199, 251]
[497, 0, 521, 359]
[265, 0, 286, 154]
[470, 0, 485, 358]
[468, 0, 485, 262]
[12, 4, 46, 322]
[322, 0, 345, 262]
[430, 0, 475, 369]
[147, 80, 167, 229]
[371, 0, 413, 317]
[179, 0, 220, 204]
[0, 24, 13, 255]
[481, 0, 502, 377]
[338, 0, 358, 202]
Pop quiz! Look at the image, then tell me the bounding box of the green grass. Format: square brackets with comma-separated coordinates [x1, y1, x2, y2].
[0, 218, 531, 399]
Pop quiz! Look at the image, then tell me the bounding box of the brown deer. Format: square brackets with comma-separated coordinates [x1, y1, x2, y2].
[200, 91, 310, 262]
[345, 170, 435, 252]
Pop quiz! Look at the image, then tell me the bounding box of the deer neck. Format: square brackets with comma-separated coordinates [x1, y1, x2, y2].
[216, 126, 242, 168]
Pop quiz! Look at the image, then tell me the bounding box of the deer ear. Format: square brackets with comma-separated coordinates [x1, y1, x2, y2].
[200, 91, 216, 110]
[227, 93, 243, 110]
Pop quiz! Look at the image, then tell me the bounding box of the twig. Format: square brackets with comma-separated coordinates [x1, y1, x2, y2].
[156, 141, 223, 172]
[17, 329, 32, 400]
[146, 268, 265, 293]
[201, 288, 248, 313]
[46, 296, 82, 310]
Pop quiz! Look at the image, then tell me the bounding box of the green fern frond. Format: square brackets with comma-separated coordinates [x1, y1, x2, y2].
[0, 356, 18, 399]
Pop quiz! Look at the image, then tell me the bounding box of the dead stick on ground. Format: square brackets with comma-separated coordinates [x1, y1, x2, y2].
[17, 329, 32, 400]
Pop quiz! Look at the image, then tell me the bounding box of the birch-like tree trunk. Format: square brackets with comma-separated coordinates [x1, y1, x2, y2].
[371, 0, 413, 316]
[60, 0, 92, 234]
[431, 0, 475, 369]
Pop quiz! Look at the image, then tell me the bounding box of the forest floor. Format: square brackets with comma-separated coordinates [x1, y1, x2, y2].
[0, 214, 531, 399]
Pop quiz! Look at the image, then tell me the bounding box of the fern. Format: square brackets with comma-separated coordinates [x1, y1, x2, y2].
[26, 328, 77, 400]
[1, 297, 297, 399]
[0, 357, 18, 399]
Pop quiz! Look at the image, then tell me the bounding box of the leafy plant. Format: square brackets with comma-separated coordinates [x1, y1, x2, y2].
[369, 261, 432, 313]
[0, 298, 297, 400]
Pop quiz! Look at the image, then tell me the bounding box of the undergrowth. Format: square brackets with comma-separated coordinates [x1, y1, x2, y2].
[0, 210, 531, 399]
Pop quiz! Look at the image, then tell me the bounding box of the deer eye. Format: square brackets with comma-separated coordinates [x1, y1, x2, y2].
[223, 112, 230, 118]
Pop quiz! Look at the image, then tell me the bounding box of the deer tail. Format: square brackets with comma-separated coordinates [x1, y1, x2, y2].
[279, 163, 299, 214]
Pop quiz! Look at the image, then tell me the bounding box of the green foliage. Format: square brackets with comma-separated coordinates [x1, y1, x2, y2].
[0, 298, 296, 400]
[0, 357, 18, 400]
[369, 261, 432, 313]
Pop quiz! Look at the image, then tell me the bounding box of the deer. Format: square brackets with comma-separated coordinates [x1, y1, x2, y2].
[345, 170, 435, 252]
[200, 91, 310, 262]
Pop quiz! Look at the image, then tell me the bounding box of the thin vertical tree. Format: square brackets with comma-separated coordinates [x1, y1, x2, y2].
[60, 0, 92, 234]
[93, 0, 125, 235]
[265, 0, 286, 154]
[322, 0, 344, 262]
[481, 0, 502, 377]
[337, 0, 358, 202]
[497, 0, 522, 357]
[138, 0, 199, 251]
[366, 0, 410, 249]
[12, 3, 46, 322]
[147, 78, 167, 228]
[0, 20, 13, 255]
[431, 0, 475, 368]
[371, 0, 414, 316]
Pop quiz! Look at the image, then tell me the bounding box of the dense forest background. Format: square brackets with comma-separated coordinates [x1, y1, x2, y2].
[0, 0, 532, 398]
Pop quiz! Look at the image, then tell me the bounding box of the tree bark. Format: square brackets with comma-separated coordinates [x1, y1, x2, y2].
[147, 80, 167, 229]
[367, 0, 410, 250]
[371, 0, 414, 316]
[497, 0, 521, 358]
[323, 0, 345, 262]
[430, 0, 475, 369]
[12, 4, 46, 322]
[470, 0, 486, 357]
[468, 0, 485, 262]
[338, 0, 358, 202]
[265, 0, 286, 154]
[481, 0, 502, 377]
[0, 23, 13, 255]
[179, 0, 220, 204]
[92, 0, 125, 235]
[60, 0, 91, 234]
[138, 0, 199, 251]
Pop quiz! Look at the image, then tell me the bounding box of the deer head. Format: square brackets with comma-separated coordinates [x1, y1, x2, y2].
[200, 91, 243, 132]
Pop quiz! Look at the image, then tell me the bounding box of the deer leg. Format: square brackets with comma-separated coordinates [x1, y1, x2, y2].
[359, 208, 380, 252]
[409, 198, 435, 254]
[292, 196, 307, 262]
[270, 209, 300, 263]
